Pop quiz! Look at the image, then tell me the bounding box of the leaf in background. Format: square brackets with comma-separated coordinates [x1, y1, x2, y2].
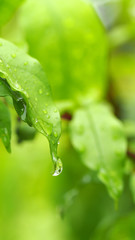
[129, 172, 135, 203]
[0, 38, 62, 176]
[69, 103, 127, 199]
[0, 100, 11, 152]
[90, 0, 122, 29]
[18, 0, 108, 102]
[16, 121, 36, 143]
[110, 52, 135, 121]
[0, 0, 24, 29]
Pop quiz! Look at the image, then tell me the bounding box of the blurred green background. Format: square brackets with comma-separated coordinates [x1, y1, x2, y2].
[1, 0, 135, 239]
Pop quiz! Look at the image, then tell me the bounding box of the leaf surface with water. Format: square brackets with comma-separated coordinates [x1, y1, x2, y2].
[0, 38, 62, 175]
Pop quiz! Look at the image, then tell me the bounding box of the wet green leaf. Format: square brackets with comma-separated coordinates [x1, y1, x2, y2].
[0, 100, 11, 152]
[70, 103, 127, 199]
[0, 38, 62, 175]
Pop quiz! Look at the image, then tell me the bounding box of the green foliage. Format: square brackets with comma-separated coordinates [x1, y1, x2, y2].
[0, 100, 11, 152]
[1, 1, 135, 239]
[18, 0, 108, 101]
[0, 0, 24, 29]
[0, 38, 61, 175]
[16, 121, 36, 143]
[70, 103, 127, 199]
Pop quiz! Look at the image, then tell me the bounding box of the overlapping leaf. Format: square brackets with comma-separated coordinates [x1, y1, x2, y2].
[70, 103, 127, 199]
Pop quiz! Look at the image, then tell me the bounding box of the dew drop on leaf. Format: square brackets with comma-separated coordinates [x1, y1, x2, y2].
[54, 131, 58, 138]
[39, 89, 43, 94]
[6, 64, 10, 69]
[11, 53, 16, 58]
[43, 109, 47, 114]
[54, 108, 58, 113]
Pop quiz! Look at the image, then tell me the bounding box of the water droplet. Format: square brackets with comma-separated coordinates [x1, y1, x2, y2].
[54, 108, 58, 113]
[54, 131, 58, 138]
[6, 64, 10, 69]
[24, 61, 28, 66]
[52, 158, 63, 176]
[4, 128, 8, 135]
[39, 89, 43, 94]
[11, 53, 16, 58]
[21, 104, 27, 121]
[43, 109, 47, 114]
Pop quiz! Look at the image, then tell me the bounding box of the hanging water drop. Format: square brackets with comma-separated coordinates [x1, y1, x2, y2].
[52, 158, 63, 176]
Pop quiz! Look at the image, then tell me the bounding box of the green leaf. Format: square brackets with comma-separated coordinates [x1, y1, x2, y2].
[18, 0, 108, 102]
[0, 38, 62, 175]
[0, 0, 24, 29]
[69, 103, 127, 199]
[129, 172, 135, 203]
[16, 122, 36, 143]
[0, 100, 11, 152]
[0, 78, 10, 96]
[110, 52, 135, 121]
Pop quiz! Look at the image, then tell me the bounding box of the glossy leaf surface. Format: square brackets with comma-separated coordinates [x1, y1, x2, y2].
[0, 38, 61, 174]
